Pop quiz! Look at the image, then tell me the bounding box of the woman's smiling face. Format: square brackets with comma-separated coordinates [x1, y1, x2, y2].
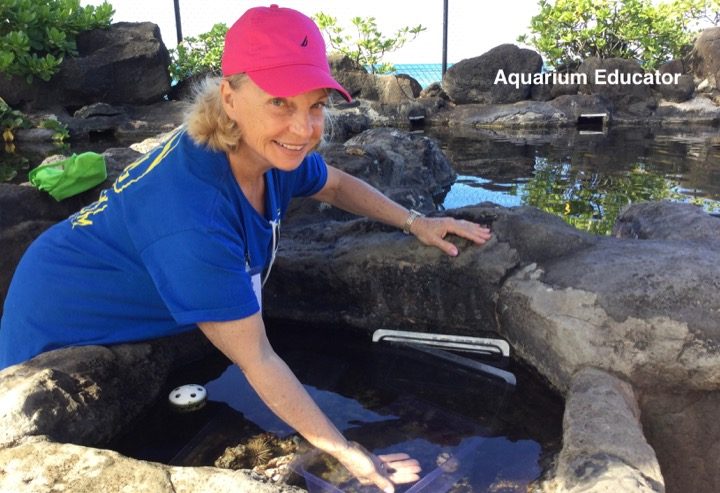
[221, 77, 328, 173]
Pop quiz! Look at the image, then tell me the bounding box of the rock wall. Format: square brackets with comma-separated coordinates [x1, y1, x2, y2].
[1, 23, 171, 111]
[543, 368, 663, 493]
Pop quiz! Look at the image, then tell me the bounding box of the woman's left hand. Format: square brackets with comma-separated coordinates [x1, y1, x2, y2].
[410, 216, 492, 256]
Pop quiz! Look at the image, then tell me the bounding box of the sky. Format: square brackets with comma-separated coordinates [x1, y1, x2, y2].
[79, 0, 540, 64]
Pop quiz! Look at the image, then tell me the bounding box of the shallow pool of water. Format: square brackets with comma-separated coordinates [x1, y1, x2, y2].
[109, 321, 563, 492]
[429, 125, 720, 234]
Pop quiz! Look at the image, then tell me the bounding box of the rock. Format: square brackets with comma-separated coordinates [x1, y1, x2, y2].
[328, 53, 365, 73]
[655, 60, 695, 103]
[0, 333, 307, 491]
[543, 368, 664, 493]
[420, 82, 450, 100]
[73, 103, 125, 119]
[12, 128, 58, 143]
[550, 74, 581, 99]
[491, 205, 598, 263]
[329, 54, 378, 101]
[0, 23, 171, 110]
[525, 70, 584, 101]
[329, 57, 422, 104]
[169, 71, 216, 101]
[265, 206, 517, 334]
[375, 74, 422, 103]
[342, 128, 455, 191]
[129, 130, 181, 154]
[530, 80, 554, 101]
[652, 96, 720, 124]
[64, 103, 128, 138]
[499, 226, 720, 393]
[294, 127, 457, 222]
[0, 331, 213, 447]
[214, 432, 299, 482]
[432, 95, 611, 129]
[329, 55, 424, 105]
[116, 101, 190, 141]
[102, 147, 144, 181]
[687, 27, 720, 92]
[439, 101, 567, 128]
[578, 57, 656, 114]
[442, 44, 543, 104]
[335, 70, 380, 101]
[640, 389, 720, 493]
[613, 201, 720, 243]
[0, 220, 56, 315]
[0, 436, 304, 493]
[371, 97, 447, 128]
[19, 101, 188, 144]
[548, 95, 613, 124]
[0, 183, 97, 231]
[326, 102, 373, 141]
[578, 57, 655, 116]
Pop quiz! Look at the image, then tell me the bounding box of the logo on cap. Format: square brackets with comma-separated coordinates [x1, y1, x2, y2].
[301, 35, 308, 47]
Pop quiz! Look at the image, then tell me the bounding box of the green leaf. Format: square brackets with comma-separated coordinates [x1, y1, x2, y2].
[1, 0, 113, 83]
[520, 0, 708, 69]
[312, 11, 425, 74]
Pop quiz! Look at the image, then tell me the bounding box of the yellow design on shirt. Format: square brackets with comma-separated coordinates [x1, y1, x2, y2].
[114, 131, 182, 193]
[70, 130, 183, 228]
[70, 191, 109, 227]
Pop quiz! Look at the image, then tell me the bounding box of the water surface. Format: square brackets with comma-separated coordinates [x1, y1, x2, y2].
[110, 321, 564, 492]
[429, 125, 720, 234]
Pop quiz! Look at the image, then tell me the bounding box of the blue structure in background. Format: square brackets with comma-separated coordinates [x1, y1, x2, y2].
[391, 63, 453, 88]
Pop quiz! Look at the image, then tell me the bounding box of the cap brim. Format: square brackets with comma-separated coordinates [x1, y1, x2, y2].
[246, 65, 352, 102]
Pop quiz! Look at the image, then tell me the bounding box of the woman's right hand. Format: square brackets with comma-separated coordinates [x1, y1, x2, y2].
[335, 441, 421, 493]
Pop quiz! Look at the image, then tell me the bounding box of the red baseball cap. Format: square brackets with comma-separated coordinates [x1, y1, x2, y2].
[221, 4, 351, 102]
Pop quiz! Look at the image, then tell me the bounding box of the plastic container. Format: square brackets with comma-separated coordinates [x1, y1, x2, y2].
[298, 441, 476, 493]
[299, 468, 344, 493]
[299, 464, 465, 493]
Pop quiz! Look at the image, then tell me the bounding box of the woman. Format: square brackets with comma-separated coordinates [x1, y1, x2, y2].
[0, 5, 491, 491]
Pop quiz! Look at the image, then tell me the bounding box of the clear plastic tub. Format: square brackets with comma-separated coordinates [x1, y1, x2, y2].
[297, 440, 477, 493]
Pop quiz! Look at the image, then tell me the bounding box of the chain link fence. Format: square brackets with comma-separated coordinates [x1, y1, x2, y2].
[391, 63, 453, 89]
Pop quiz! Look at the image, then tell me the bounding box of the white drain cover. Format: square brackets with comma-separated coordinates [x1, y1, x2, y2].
[168, 384, 207, 411]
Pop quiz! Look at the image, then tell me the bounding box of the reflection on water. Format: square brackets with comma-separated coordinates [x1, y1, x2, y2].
[430, 126, 720, 234]
[0, 148, 31, 182]
[109, 321, 563, 492]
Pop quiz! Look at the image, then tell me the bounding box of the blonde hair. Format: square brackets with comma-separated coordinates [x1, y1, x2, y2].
[185, 74, 246, 153]
[184, 73, 336, 153]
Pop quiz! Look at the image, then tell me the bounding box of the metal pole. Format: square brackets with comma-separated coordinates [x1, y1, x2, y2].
[174, 0, 183, 44]
[442, 0, 448, 75]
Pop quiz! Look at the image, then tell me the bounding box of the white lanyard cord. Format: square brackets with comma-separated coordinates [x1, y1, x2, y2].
[262, 218, 279, 287]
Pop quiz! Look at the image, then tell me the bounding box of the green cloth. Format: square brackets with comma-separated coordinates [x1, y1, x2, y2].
[29, 152, 107, 201]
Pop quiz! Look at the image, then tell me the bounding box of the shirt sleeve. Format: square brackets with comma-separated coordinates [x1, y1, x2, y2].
[290, 152, 328, 197]
[140, 228, 260, 325]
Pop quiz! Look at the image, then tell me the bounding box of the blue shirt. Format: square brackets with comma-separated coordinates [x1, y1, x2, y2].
[0, 130, 327, 369]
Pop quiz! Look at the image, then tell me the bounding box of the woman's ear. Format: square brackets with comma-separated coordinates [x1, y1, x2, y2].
[219, 79, 237, 114]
